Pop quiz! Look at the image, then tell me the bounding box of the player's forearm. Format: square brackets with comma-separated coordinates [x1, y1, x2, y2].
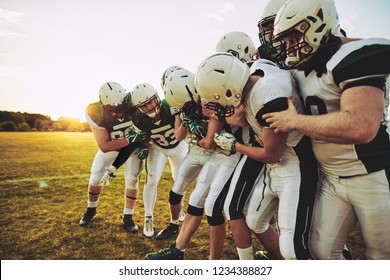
[293, 112, 379, 144]
[235, 143, 281, 164]
[98, 138, 129, 153]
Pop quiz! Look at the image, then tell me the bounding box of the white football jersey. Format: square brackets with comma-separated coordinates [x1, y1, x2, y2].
[294, 38, 390, 177]
[245, 59, 303, 148]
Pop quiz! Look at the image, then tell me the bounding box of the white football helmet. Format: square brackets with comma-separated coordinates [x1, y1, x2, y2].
[160, 65, 183, 89]
[99, 81, 128, 117]
[257, 0, 287, 68]
[131, 83, 161, 120]
[258, 0, 286, 47]
[216, 31, 256, 63]
[163, 68, 199, 114]
[194, 52, 250, 117]
[273, 0, 340, 68]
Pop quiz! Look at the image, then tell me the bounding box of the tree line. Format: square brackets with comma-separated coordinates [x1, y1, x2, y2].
[0, 111, 91, 132]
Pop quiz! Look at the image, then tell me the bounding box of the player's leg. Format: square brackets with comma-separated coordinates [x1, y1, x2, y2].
[224, 154, 264, 260]
[166, 141, 189, 220]
[156, 146, 208, 240]
[205, 152, 239, 259]
[246, 167, 282, 260]
[350, 169, 390, 259]
[142, 143, 166, 237]
[310, 173, 357, 259]
[79, 150, 117, 226]
[122, 150, 143, 233]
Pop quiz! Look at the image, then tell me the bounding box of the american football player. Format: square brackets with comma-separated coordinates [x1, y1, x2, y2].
[147, 69, 214, 242]
[146, 68, 244, 259]
[216, 28, 281, 259]
[79, 81, 146, 233]
[263, 0, 390, 259]
[130, 82, 189, 238]
[195, 52, 318, 260]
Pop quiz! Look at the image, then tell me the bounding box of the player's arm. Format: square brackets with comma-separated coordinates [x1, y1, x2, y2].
[263, 85, 384, 144]
[198, 117, 222, 150]
[93, 127, 129, 153]
[174, 114, 187, 141]
[235, 128, 288, 163]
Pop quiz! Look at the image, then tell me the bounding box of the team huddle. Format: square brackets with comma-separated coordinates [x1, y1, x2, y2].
[79, 0, 390, 260]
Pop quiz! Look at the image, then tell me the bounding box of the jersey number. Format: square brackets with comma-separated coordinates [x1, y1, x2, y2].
[304, 96, 328, 115]
[110, 127, 133, 139]
[151, 127, 177, 147]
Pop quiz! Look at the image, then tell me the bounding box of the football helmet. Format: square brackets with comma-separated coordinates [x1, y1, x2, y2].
[131, 83, 161, 120]
[99, 81, 128, 118]
[273, 0, 340, 68]
[216, 31, 256, 63]
[163, 68, 199, 116]
[257, 0, 287, 68]
[194, 52, 250, 117]
[160, 65, 183, 89]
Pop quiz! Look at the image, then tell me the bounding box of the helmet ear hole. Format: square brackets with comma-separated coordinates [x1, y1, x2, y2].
[226, 90, 232, 98]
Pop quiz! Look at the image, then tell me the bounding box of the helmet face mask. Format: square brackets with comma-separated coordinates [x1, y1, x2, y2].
[135, 95, 161, 119]
[258, 16, 275, 50]
[275, 24, 314, 68]
[181, 100, 199, 118]
[131, 83, 162, 121]
[102, 98, 128, 118]
[273, 0, 340, 69]
[203, 101, 235, 117]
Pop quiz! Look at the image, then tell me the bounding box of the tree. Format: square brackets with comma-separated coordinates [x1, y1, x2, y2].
[18, 122, 30, 131]
[0, 121, 17, 131]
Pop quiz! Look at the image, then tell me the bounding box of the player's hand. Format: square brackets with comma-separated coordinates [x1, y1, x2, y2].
[262, 96, 298, 134]
[188, 119, 207, 139]
[136, 144, 149, 160]
[100, 165, 117, 186]
[214, 131, 237, 154]
[126, 130, 146, 143]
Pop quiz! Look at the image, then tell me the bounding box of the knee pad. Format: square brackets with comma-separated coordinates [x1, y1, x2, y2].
[206, 214, 225, 226]
[169, 190, 183, 206]
[125, 180, 138, 190]
[89, 174, 104, 186]
[187, 205, 204, 217]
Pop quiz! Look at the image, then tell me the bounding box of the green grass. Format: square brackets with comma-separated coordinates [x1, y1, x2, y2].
[0, 132, 364, 260]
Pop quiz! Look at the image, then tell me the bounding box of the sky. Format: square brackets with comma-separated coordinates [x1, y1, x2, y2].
[1, 0, 389, 122]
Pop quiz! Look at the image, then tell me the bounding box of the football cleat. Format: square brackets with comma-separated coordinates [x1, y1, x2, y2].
[343, 248, 352, 260]
[143, 217, 154, 237]
[255, 250, 271, 260]
[146, 245, 184, 260]
[122, 214, 139, 233]
[155, 223, 179, 240]
[79, 207, 97, 226]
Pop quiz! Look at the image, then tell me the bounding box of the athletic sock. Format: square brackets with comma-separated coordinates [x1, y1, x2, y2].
[87, 201, 98, 208]
[124, 208, 134, 215]
[237, 246, 254, 260]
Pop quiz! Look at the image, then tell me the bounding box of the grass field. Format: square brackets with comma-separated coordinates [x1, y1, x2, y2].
[0, 132, 365, 260]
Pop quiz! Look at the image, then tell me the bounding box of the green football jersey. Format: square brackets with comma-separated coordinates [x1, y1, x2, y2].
[133, 99, 179, 149]
[86, 102, 135, 140]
